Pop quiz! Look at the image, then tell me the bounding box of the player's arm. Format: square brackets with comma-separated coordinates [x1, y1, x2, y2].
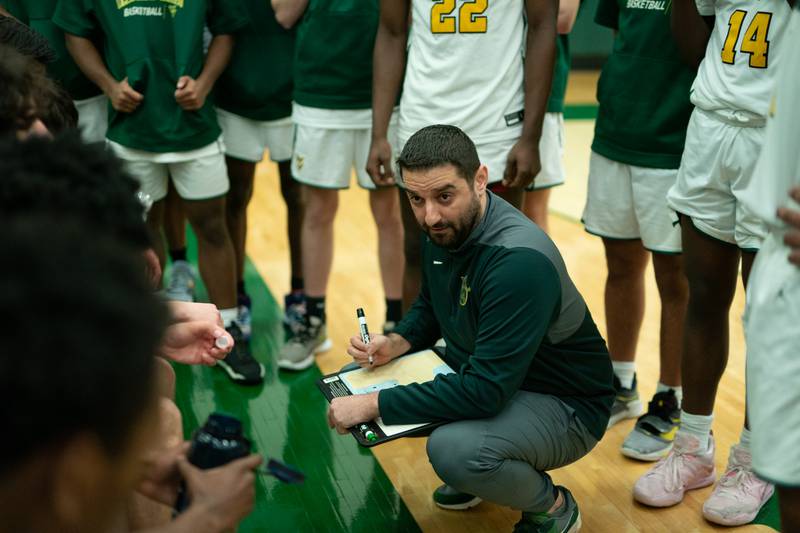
[670, 0, 713, 69]
[366, 0, 410, 186]
[503, 0, 558, 188]
[271, 0, 308, 29]
[175, 34, 234, 111]
[558, 0, 580, 33]
[65, 34, 143, 113]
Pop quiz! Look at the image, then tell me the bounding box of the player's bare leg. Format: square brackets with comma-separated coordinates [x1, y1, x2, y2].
[145, 199, 167, 267]
[182, 197, 238, 310]
[369, 186, 404, 318]
[164, 183, 187, 259]
[603, 238, 648, 367]
[494, 186, 524, 210]
[399, 188, 422, 312]
[301, 186, 337, 302]
[224, 156, 257, 284]
[523, 188, 551, 234]
[652, 253, 687, 387]
[679, 216, 740, 416]
[278, 160, 304, 284]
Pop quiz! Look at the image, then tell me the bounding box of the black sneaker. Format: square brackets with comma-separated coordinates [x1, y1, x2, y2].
[217, 322, 265, 385]
[432, 484, 482, 510]
[513, 487, 581, 533]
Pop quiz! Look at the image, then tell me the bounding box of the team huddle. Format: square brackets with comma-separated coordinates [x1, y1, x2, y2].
[1, 0, 800, 530]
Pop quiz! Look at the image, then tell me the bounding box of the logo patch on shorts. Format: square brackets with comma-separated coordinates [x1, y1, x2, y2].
[295, 155, 304, 170]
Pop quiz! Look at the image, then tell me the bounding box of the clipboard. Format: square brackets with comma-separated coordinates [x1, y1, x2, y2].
[316, 347, 453, 447]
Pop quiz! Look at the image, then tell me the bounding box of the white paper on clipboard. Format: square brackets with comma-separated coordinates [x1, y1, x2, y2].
[340, 349, 454, 436]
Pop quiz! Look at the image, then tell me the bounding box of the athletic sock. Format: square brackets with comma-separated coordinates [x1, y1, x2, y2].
[385, 298, 402, 323]
[220, 307, 239, 328]
[677, 410, 713, 451]
[306, 295, 326, 323]
[656, 382, 683, 407]
[170, 247, 187, 263]
[291, 276, 304, 293]
[611, 361, 636, 389]
[738, 427, 751, 452]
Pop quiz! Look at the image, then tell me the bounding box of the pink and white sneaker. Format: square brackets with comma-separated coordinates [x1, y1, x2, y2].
[633, 433, 717, 507]
[702, 444, 774, 526]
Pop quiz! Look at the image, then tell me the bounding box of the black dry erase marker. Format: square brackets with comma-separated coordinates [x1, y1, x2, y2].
[356, 308, 373, 365]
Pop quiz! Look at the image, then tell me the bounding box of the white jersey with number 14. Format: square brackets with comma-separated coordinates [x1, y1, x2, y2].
[399, 0, 526, 144]
[691, 0, 791, 119]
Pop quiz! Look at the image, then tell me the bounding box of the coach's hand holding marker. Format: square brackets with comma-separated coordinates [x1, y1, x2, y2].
[357, 308, 373, 366]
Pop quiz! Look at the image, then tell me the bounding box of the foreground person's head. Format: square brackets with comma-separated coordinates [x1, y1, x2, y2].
[0, 216, 168, 532]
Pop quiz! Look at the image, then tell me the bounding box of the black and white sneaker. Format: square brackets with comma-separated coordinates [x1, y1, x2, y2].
[217, 322, 265, 385]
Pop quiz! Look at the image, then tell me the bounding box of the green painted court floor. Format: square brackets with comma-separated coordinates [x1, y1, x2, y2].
[171, 236, 419, 532]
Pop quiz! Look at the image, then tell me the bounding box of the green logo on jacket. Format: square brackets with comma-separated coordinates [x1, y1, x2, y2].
[459, 276, 471, 306]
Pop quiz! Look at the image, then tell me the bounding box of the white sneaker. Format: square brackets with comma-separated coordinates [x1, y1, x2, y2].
[702, 444, 774, 526]
[165, 260, 195, 302]
[633, 432, 716, 507]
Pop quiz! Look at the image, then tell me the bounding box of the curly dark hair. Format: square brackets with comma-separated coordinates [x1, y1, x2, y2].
[0, 132, 152, 249]
[0, 215, 168, 476]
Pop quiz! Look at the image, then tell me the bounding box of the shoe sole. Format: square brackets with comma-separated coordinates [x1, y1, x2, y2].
[217, 360, 265, 386]
[702, 484, 775, 526]
[607, 400, 644, 429]
[634, 470, 717, 507]
[568, 511, 582, 533]
[277, 338, 333, 371]
[621, 443, 673, 462]
[434, 496, 482, 510]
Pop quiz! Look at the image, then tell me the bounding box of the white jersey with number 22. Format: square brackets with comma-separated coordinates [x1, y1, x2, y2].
[399, 0, 526, 144]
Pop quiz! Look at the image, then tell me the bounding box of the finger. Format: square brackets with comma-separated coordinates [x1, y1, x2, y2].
[515, 170, 534, 189]
[124, 87, 144, 102]
[789, 250, 800, 267]
[346, 345, 368, 360]
[336, 425, 349, 435]
[176, 456, 199, 482]
[176, 75, 190, 90]
[327, 407, 336, 429]
[179, 441, 191, 456]
[790, 186, 800, 204]
[783, 231, 800, 248]
[778, 207, 800, 229]
[230, 453, 263, 472]
[350, 335, 369, 351]
[502, 158, 517, 187]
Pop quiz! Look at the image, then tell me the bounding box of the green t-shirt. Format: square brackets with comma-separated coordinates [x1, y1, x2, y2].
[293, 0, 378, 110]
[4, 0, 102, 100]
[592, 0, 695, 168]
[546, 34, 570, 114]
[53, 0, 247, 153]
[215, 0, 294, 121]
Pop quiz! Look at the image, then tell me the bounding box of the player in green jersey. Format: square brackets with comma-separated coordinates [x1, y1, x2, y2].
[581, 0, 694, 463]
[54, 0, 265, 385]
[215, 0, 303, 339]
[276, 0, 404, 372]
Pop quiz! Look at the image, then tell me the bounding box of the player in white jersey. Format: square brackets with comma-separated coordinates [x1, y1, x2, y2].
[368, 0, 558, 310]
[743, 6, 800, 530]
[634, 0, 791, 525]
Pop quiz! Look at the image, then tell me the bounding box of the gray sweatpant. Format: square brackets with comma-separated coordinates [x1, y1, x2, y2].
[426, 391, 597, 513]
